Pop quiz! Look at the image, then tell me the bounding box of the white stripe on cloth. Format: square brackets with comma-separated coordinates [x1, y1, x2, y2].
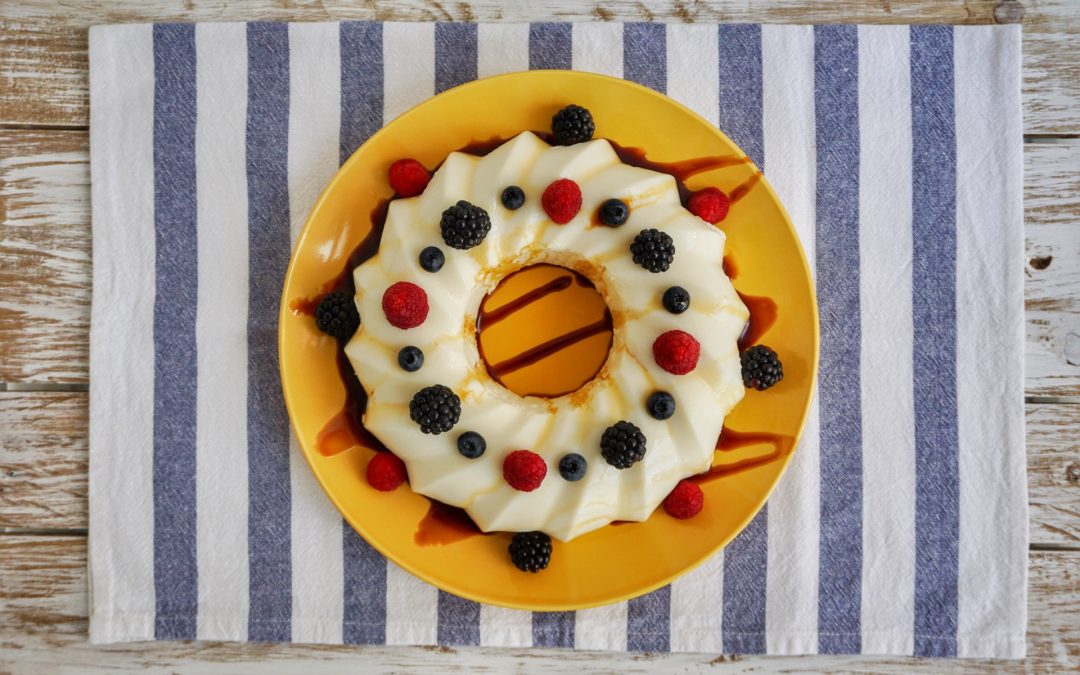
[286, 20, 347, 645]
[479, 605, 533, 647]
[88, 22, 158, 644]
[383, 22, 436, 121]
[477, 23, 529, 77]
[666, 24, 720, 127]
[193, 21, 251, 641]
[386, 562, 438, 645]
[575, 602, 629, 651]
[953, 25, 1027, 660]
[572, 22, 624, 78]
[855, 25, 917, 655]
[670, 550, 725, 652]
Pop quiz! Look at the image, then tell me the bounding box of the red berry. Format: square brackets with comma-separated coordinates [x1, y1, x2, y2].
[541, 178, 582, 224]
[382, 281, 429, 329]
[503, 450, 547, 492]
[388, 159, 431, 197]
[652, 330, 701, 375]
[688, 187, 730, 223]
[367, 452, 407, 491]
[663, 480, 704, 519]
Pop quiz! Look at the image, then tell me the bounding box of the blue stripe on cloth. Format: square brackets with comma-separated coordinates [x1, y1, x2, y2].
[623, 23, 666, 93]
[436, 593, 481, 646]
[339, 20, 388, 645]
[151, 22, 199, 641]
[813, 24, 863, 655]
[716, 23, 768, 656]
[909, 24, 960, 659]
[435, 23, 478, 93]
[627, 585, 670, 652]
[529, 23, 572, 70]
[245, 22, 293, 642]
[533, 611, 575, 649]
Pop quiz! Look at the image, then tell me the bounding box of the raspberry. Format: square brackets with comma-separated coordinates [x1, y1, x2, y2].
[688, 187, 730, 224]
[509, 531, 552, 572]
[367, 452, 407, 491]
[663, 480, 703, 519]
[503, 450, 547, 492]
[388, 158, 431, 197]
[653, 330, 701, 375]
[315, 291, 360, 339]
[381, 281, 429, 329]
[551, 104, 595, 145]
[541, 179, 582, 224]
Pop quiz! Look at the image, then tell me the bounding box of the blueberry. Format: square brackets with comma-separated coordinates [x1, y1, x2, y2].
[662, 286, 690, 314]
[501, 185, 525, 210]
[599, 198, 629, 226]
[397, 346, 424, 372]
[646, 391, 676, 420]
[457, 431, 487, 459]
[558, 453, 587, 481]
[419, 246, 445, 273]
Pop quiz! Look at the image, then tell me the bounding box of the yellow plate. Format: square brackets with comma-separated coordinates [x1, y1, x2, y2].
[279, 71, 819, 611]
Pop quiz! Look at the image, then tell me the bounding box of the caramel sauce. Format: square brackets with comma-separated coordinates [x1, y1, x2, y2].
[736, 291, 777, 350]
[289, 296, 320, 317]
[478, 274, 574, 328]
[729, 172, 762, 204]
[722, 255, 739, 280]
[486, 310, 613, 379]
[691, 427, 795, 484]
[414, 499, 485, 546]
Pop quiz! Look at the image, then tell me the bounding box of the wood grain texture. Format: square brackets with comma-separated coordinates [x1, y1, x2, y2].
[0, 535, 1075, 672]
[0, 0, 1077, 133]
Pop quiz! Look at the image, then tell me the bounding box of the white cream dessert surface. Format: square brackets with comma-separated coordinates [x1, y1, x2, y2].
[345, 131, 748, 541]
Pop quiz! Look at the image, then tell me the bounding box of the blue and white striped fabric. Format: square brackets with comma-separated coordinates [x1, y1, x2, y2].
[88, 22, 1026, 657]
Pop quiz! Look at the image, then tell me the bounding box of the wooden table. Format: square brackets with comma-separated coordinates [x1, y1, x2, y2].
[1, 1, 1076, 671]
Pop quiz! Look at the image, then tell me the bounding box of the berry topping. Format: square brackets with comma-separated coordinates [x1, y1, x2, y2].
[397, 346, 424, 372]
[501, 185, 526, 210]
[600, 421, 647, 469]
[541, 179, 582, 224]
[653, 330, 701, 375]
[382, 281, 429, 329]
[630, 229, 675, 273]
[741, 345, 784, 391]
[663, 480, 704, 519]
[366, 452, 407, 491]
[662, 286, 691, 314]
[558, 453, 588, 482]
[509, 531, 552, 572]
[457, 431, 487, 459]
[688, 187, 731, 223]
[551, 104, 595, 145]
[314, 292, 360, 339]
[440, 200, 492, 250]
[503, 450, 547, 492]
[409, 385, 461, 435]
[419, 246, 445, 273]
[388, 158, 431, 197]
[599, 198, 629, 226]
[646, 391, 676, 420]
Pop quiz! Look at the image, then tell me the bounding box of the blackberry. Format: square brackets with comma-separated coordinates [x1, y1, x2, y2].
[457, 431, 486, 459]
[397, 346, 424, 372]
[646, 391, 676, 420]
[440, 200, 491, 250]
[315, 292, 360, 339]
[408, 384, 461, 434]
[558, 453, 587, 481]
[630, 229, 675, 273]
[662, 286, 690, 314]
[551, 104, 595, 145]
[501, 185, 525, 210]
[741, 345, 784, 391]
[509, 531, 552, 572]
[599, 198, 629, 226]
[600, 421, 647, 469]
[419, 246, 445, 273]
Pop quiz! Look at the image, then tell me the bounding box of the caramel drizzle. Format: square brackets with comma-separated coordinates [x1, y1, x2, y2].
[478, 274, 574, 328]
[486, 310, 614, 378]
[729, 171, 762, 204]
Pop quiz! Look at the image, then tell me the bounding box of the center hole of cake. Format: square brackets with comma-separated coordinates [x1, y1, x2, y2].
[476, 264, 613, 398]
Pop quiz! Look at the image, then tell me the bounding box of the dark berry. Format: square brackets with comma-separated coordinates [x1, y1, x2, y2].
[408, 385, 461, 435]
[509, 531, 552, 572]
[457, 431, 486, 459]
[440, 200, 491, 250]
[315, 292, 360, 339]
[646, 391, 676, 420]
[501, 185, 525, 210]
[662, 286, 690, 314]
[551, 104, 595, 145]
[741, 345, 784, 391]
[600, 421, 647, 469]
[397, 346, 424, 372]
[599, 198, 629, 226]
[558, 453, 587, 481]
[630, 229, 675, 273]
[419, 246, 445, 272]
